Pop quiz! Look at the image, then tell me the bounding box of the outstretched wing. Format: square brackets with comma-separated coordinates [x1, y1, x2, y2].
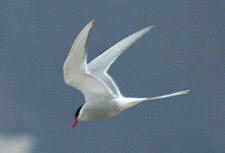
[88, 26, 154, 96]
[63, 20, 113, 101]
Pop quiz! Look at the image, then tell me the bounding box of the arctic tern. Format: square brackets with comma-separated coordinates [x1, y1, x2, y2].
[63, 20, 190, 128]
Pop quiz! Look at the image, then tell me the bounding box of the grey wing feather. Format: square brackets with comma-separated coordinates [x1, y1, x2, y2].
[88, 26, 154, 96]
[63, 20, 113, 101]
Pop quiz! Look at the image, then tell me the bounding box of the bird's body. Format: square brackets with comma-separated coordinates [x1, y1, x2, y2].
[63, 19, 190, 128]
[79, 97, 121, 121]
[80, 97, 152, 121]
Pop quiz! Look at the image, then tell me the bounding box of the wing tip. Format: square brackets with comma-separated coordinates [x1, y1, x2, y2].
[85, 19, 95, 31]
[82, 19, 95, 33]
[145, 25, 155, 32]
[90, 18, 96, 25]
[182, 89, 191, 94]
[136, 25, 155, 37]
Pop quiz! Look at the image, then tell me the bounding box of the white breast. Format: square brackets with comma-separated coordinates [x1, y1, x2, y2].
[79, 98, 122, 121]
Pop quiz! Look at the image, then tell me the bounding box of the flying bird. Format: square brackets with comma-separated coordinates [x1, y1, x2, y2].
[63, 20, 190, 128]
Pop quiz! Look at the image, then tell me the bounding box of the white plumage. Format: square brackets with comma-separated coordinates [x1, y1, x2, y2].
[63, 20, 190, 127]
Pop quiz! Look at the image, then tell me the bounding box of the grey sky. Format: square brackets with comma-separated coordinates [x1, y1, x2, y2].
[0, 1, 224, 153]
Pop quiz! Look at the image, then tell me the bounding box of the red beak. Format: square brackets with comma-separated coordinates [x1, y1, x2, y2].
[72, 119, 78, 128]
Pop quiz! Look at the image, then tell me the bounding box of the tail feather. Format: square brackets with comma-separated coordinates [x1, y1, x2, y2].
[147, 89, 191, 101]
[119, 89, 190, 110]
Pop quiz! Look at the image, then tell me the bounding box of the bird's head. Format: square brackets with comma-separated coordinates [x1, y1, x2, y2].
[72, 105, 83, 128]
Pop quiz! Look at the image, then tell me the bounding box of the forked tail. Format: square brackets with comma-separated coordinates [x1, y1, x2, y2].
[146, 89, 191, 101]
[120, 89, 191, 110]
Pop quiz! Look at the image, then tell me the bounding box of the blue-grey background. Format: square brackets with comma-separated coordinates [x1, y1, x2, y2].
[0, 1, 224, 153]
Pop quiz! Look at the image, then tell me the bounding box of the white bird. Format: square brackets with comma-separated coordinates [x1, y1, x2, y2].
[63, 20, 190, 128]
